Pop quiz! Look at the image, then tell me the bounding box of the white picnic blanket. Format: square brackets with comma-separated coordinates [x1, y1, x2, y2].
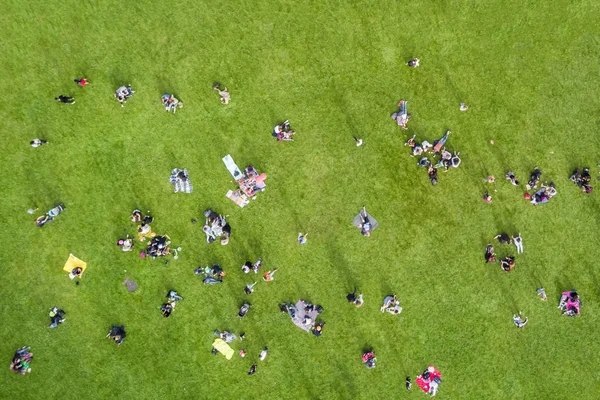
[290, 300, 319, 332]
[222, 155, 243, 181]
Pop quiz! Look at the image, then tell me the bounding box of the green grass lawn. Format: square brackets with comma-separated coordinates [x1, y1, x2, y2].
[1, 0, 600, 398]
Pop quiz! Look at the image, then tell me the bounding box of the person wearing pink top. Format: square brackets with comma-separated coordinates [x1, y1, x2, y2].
[558, 291, 581, 316]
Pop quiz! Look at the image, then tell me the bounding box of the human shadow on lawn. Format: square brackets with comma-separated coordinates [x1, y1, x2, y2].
[325, 244, 358, 296]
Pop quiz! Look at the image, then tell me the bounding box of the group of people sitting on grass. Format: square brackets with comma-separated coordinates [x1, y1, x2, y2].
[9, 346, 33, 375]
[416, 365, 443, 397]
[484, 233, 523, 272]
[558, 290, 582, 317]
[569, 168, 593, 194]
[272, 120, 296, 141]
[195, 264, 226, 285]
[203, 208, 231, 245]
[280, 300, 325, 336]
[116, 210, 150, 253]
[405, 130, 461, 186]
[237, 165, 267, 198]
[241, 258, 262, 274]
[106, 325, 126, 346]
[521, 168, 558, 205]
[161, 290, 184, 318]
[391, 100, 411, 129]
[35, 204, 65, 227]
[145, 235, 171, 259]
[114, 85, 135, 107]
[380, 295, 402, 314]
[161, 94, 183, 113]
[362, 350, 377, 369]
[213, 329, 240, 343]
[123, 209, 173, 259]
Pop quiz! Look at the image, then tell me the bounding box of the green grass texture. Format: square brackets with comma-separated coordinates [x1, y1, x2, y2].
[1, 0, 599, 399]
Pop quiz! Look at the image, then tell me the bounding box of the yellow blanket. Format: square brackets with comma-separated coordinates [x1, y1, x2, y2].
[62, 254, 87, 276]
[212, 339, 234, 360]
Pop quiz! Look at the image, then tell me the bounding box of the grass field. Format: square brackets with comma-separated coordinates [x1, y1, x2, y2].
[2, 0, 600, 399]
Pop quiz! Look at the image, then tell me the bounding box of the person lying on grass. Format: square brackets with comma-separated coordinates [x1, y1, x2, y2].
[526, 167, 542, 190]
[391, 100, 411, 129]
[428, 166, 438, 185]
[213, 330, 237, 343]
[495, 233, 511, 244]
[358, 207, 372, 237]
[484, 244, 496, 263]
[513, 312, 528, 328]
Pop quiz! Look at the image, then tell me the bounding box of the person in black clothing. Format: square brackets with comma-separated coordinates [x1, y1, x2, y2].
[48, 307, 66, 328]
[55, 95, 75, 104]
[238, 302, 251, 318]
[312, 322, 324, 337]
[161, 303, 173, 317]
[526, 167, 542, 190]
[494, 233, 511, 244]
[107, 325, 126, 346]
[484, 244, 496, 263]
[428, 166, 438, 185]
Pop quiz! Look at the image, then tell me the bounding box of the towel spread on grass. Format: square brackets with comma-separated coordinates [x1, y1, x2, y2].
[169, 168, 193, 193]
[212, 338, 234, 360]
[416, 366, 441, 394]
[222, 154, 243, 181]
[290, 300, 319, 332]
[352, 210, 379, 231]
[226, 189, 249, 208]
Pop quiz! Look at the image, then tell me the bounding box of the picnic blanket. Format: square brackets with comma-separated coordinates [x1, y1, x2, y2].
[352, 210, 379, 231]
[169, 168, 193, 193]
[290, 300, 319, 332]
[122, 278, 137, 292]
[212, 338, 234, 360]
[226, 190, 249, 208]
[416, 366, 442, 394]
[63, 254, 87, 278]
[222, 154, 243, 181]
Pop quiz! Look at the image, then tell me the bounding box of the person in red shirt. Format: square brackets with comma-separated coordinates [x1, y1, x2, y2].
[74, 78, 90, 86]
